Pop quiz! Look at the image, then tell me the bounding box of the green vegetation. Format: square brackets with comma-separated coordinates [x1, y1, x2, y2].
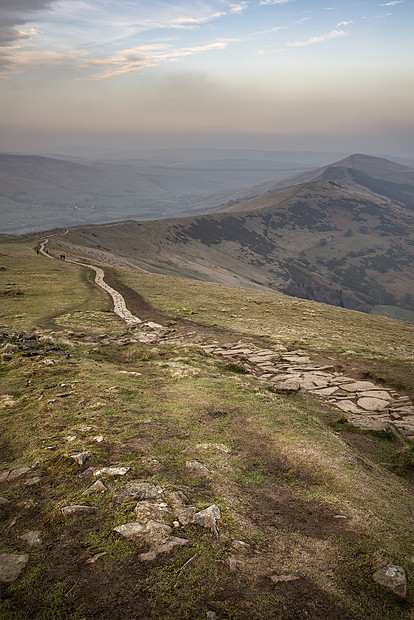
[0, 238, 414, 618]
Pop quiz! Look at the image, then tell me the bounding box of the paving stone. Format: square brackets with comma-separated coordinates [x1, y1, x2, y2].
[358, 390, 392, 401]
[335, 401, 365, 414]
[340, 381, 377, 392]
[357, 397, 390, 411]
[310, 387, 339, 396]
[0, 554, 29, 583]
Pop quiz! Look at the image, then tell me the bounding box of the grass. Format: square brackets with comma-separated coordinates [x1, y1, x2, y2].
[1, 237, 414, 618]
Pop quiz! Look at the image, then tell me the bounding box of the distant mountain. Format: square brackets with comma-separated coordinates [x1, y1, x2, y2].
[0, 152, 312, 234]
[47, 155, 414, 319]
[220, 154, 414, 211]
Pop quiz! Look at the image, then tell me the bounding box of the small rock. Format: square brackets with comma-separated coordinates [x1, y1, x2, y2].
[173, 521, 180, 528]
[25, 477, 41, 486]
[0, 471, 10, 483]
[82, 479, 107, 495]
[111, 482, 162, 505]
[229, 557, 244, 573]
[18, 499, 37, 509]
[94, 467, 130, 477]
[192, 505, 221, 537]
[66, 436, 77, 442]
[185, 461, 210, 475]
[114, 522, 147, 538]
[43, 359, 54, 365]
[61, 505, 99, 517]
[7, 467, 30, 481]
[19, 530, 41, 546]
[85, 552, 107, 565]
[270, 574, 299, 583]
[78, 467, 95, 479]
[206, 612, 218, 620]
[177, 506, 197, 525]
[70, 451, 93, 466]
[93, 435, 104, 443]
[0, 497, 10, 505]
[133, 501, 171, 522]
[372, 564, 407, 598]
[139, 537, 189, 562]
[0, 554, 29, 583]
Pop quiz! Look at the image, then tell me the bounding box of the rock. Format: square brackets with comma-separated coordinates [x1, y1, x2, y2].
[185, 461, 210, 475]
[25, 477, 41, 486]
[82, 479, 107, 495]
[310, 387, 339, 397]
[70, 451, 93, 466]
[93, 435, 104, 443]
[335, 400, 364, 414]
[0, 497, 10, 505]
[85, 552, 107, 565]
[112, 482, 163, 505]
[177, 507, 197, 525]
[114, 520, 172, 543]
[114, 522, 148, 538]
[0, 471, 10, 483]
[133, 501, 171, 522]
[94, 467, 130, 477]
[0, 554, 29, 582]
[19, 530, 41, 546]
[206, 612, 218, 620]
[372, 564, 407, 597]
[139, 537, 189, 562]
[169, 490, 189, 508]
[78, 467, 95, 479]
[357, 397, 389, 411]
[270, 574, 299, 583]
[7, 467, 30, 481]
[229, 557, 245, 573]
[61, 505, 99, 517]
[340, 381, 376, 392]
[192, 505, 221, 537]
[270, 381, 301, 394]
[359, 390, 392, 401]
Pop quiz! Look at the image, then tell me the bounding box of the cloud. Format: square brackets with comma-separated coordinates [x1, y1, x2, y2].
[288, 28, 346, 47]
[336, 20, 353, 27]
[229, 2, 249, 14]
[296, 17, 311, 23]
[0, 0, 56, 47]
[79, 39, 237, 81]
[260, 0, 291, 5]
[378, 0, 404, 5]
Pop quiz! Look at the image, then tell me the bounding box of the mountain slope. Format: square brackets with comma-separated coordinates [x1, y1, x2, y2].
[48, 172, 414, 318]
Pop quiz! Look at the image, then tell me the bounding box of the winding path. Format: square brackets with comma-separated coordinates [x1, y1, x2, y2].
[37, 237, 414, 441]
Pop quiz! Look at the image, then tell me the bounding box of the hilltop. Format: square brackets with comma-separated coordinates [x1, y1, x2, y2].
[47, 154, 414, 320]
[0, 235, 414, 618]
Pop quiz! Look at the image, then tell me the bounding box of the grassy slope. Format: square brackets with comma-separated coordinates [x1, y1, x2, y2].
[1, 239, 414, 619]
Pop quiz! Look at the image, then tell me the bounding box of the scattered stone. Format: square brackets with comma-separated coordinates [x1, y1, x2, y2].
[192, 505, 221, 537]
[78, 467, 95, 479]
[61, 505, 99, 517]
[185, 461, 210, 475]
[169, 490, 189, 508]
[19, 530, 41, 546]
[70, 451, 93, 466]
[25, 477, 41, 486]
[142, 457, 161, 467]
[0, 471, 10, 483]
[114, 520, 172, 543]
[66, 435, 77, 442]
[133, 501, 171, 522]
[94, 467, 130, 477]
[139, 537, 189, 562]
[270, 574, 299, 583]
[0, 497, 10, 505]
[93, 435, 104, 443]
[112, 482, 163, 505]
[372, 564, 407, 598]
[19, 499, 37, 509]
[114, 522, 147, 538]
[7, 467, 30, 481]
[206, 612, 218, 620]
[177, 507, 197, 525]
[229, 557, 245, 573]
[43, 358, 54, 365]
[0, 554, 29, 583]
[85, 552, 107, 565]
[82, 479, 108, 495]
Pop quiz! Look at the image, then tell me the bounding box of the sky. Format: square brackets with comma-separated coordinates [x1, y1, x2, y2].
[0, 0, 413, 158]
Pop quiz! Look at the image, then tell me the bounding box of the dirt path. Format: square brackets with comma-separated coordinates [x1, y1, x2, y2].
[38, 238, 414, 442]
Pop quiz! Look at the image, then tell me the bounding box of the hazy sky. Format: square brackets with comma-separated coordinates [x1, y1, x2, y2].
[1, 0, 413, 157]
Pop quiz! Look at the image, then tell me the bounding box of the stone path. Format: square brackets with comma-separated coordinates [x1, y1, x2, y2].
[38, 240, 414, 441]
